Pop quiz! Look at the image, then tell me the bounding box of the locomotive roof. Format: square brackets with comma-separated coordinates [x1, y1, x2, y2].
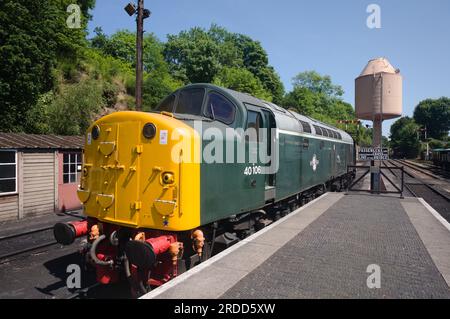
[177, 83, 354, 144]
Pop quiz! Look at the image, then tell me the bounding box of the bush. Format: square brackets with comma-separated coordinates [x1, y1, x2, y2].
[213, 67, 272, 101]
[48, 79, 104, 135]
[25, 91, 54, 134]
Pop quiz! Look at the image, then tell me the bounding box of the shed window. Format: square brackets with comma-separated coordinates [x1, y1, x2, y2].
[0, 151, 17, 194]
[204, 92, 236, 124]
[63, 153, 82, 184]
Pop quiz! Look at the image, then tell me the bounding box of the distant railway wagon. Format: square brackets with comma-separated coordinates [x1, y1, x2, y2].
[431, 148, 450, 169]
[54, 83, 355, 295]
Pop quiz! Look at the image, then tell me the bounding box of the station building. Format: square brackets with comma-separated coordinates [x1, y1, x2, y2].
[0, 133, 84, 222]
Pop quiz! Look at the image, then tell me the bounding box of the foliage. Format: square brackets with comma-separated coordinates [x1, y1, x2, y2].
[142, 73, 183, 111]
[164, 27, 221, 84]
[292, 71, 344, 97]
[0, 0, 95, 132]
[413, 97, 450, 140]
[282, 71, 373, 145]
[213, 67, 272, 101]
[25, 92, 54, 134]
[83, 48, 134, 82]
[90, 29, 182, 110]
[428, 138, 450, 150]
[0, 4, 375, 141]
[283, 71, 351, 118]
[91, 29, 168, 73]
[390, 117, 421, 158]
[163, 24, 284, 102]
[48, 79, 104, 135]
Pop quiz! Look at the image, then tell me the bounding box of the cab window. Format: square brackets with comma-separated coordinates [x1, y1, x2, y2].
[157, 94, 175, 112]
[174, 88, 205, 115]
[204, 92, 236, 124]
[246, 110, 262, 142]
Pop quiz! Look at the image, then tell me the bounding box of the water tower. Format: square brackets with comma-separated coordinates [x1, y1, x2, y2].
[355, 57, 402, 147]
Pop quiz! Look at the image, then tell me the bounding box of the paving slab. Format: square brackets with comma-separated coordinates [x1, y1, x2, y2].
[141, 193, 341, 299]
[141, 193, 450, 299]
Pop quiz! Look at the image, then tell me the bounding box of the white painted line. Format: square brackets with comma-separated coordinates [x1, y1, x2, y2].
[140, 192, 331, 299]
[417, 197, 450, 232]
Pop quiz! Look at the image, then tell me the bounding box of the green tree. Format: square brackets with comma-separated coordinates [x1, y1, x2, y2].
[390, 117, 421, 158]
[0, 0, 95, 132]
[283, 87, 320, 115]
[229, 33, 285, 102]
[292, 71, 344, 97]
[142, 73, 182, 111]
[213, 67, 272, 101]
[91, 29, 168, 75]
[283, 70, 371, 145]
[90, 29, 182, 110]
[413, 97, 450, 140]
[48, 79, 104, 135]
[283, 71, 354, 120]
[164, 27, 221, 83]
[163, 25, 284, 102]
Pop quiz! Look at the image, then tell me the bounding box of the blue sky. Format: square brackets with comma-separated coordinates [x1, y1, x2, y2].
[87, 0, 450, 136]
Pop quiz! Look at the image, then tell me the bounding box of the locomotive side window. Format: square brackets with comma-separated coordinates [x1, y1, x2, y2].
[157, 94, 175, 112]
[300, 120, 311, 133]
[320, 140, 325, 149]
[204, 92, 236, 124]
[313, 125, 323, 136]
[303, 138, 309, 149]
[174, 88, 205, 116]
[246, 110, 262, 142]
[327, 129, 333, 138]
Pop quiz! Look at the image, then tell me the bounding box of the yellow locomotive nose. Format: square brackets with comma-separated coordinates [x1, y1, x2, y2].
[78, 111, 201, 231]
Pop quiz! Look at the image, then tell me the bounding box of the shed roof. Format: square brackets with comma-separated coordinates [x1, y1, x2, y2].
[0, 133, 83, 150]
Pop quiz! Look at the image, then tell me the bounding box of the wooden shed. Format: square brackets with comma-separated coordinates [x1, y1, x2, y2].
[0, 133, 84, 221]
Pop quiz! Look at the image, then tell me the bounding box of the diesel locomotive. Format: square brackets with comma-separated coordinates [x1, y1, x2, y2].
[54, 83, 355, 295]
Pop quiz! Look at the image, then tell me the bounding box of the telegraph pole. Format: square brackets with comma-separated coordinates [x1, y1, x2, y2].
[135, 0, 144, 111]
[124, 1, 151, 111]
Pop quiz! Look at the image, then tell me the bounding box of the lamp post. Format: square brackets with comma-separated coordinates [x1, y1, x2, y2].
[124, 1, 151, 111]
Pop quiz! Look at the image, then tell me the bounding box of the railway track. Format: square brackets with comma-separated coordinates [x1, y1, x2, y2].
[396, 159, 450, 180]
[0, 226, 59, 262]
[383, 160, 450, 222]
[0, 213, 85, 263]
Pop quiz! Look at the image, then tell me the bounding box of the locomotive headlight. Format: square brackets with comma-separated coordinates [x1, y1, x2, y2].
[92, 125, 100, 140]
[162, 172, 175, 185]
[143, 123, 156, 139]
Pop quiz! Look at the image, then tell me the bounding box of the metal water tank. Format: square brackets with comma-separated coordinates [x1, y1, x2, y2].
[355, 57, 402, 120]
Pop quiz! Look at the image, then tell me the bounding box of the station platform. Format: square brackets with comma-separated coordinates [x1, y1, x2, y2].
[141, 193, 450, 299]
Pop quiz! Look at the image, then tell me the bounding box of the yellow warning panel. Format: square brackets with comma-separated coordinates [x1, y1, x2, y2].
[79, 111, 200, 231]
